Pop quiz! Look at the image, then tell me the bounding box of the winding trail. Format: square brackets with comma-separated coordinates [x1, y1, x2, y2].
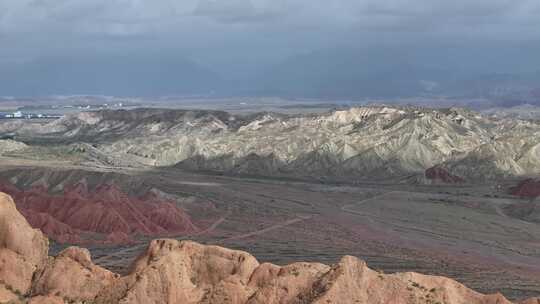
[97, 191, 392, 264]
[221, 215, 313, 242]
[94, 211, 231, 265]
[95, 212, 313, 265]
[494, 205, 508, 218]
[194, 211, 230, 236]
[340, 191, 397, 221]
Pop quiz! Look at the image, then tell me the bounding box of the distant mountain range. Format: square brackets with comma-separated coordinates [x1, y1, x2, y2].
[0, 54, 223, 97]
[2, 106, 539, 182]
[242, 47, 540, 99]
[1, 46, 539, 99]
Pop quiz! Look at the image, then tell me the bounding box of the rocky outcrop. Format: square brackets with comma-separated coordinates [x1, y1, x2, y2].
[95, 241, 524, 304]
[0, 192, 114, 304]
[0, 191, 538, 304]
[504, 179, 540, 223]
[425, 165, 465, 184]
[510, 179, 540, 198]
[0, 192, 49, 302]
[247, 262, 331, 303]
[32, 247, 118, 302]
[97, 239, 261, 304]
[0, 182, 198, 245]
[310, 257, 512, 304]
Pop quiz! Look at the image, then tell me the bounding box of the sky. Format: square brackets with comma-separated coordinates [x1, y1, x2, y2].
[0, 0, 539, 96]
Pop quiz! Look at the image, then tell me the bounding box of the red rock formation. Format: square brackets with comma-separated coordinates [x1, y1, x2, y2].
[425, 165, 465, 184]
[0, 181, 198, 245]
[105, 231, 134, 245]
[510, 179, 540, 198]
[98, 239, 261, 304]
[21, 211, 81, 244]
[1, 191, 539, 304]
[0, 192, 49, 302]
[95, 239, 530, 304]
[0, 192, 115, 304]
[32, 247, 118, 302]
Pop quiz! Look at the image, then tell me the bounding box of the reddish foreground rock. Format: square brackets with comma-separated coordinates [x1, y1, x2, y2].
[0, 192, 48, 303]
[0, 191, 538, 304]
[0, 181, 198, 245]
[510, 179, 540, 198]
[32, 247, 118, 302]
[425, 165, 465, 184]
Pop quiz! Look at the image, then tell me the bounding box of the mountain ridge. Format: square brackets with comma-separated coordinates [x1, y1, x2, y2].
[2, 106, 538, 182]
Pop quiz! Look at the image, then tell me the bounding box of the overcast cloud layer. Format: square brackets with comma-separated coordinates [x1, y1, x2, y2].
[2, 1, 539, 53]
[0, 0, 539, 97]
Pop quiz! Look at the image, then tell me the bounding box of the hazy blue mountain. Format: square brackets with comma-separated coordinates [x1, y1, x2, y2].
[0, 54, 224, 97]
[241, 45, 540, 99]
[1, 45, 539, 99]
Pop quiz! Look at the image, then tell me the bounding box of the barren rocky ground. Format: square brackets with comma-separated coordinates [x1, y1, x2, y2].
[0, 106, 538, 302]
[1, 190, 539, 304]
[0, 162, 537, 301]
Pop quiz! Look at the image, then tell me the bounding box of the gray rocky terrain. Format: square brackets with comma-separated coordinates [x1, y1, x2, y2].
[0, 106, 539, 300]
[2, 106, 539, 182]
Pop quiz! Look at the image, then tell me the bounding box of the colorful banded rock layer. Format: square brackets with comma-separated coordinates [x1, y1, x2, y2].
[0, 182, 197, 245]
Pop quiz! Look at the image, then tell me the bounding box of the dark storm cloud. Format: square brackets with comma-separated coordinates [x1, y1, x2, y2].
[0, 0, 539, 94]
[2, 0, 538, 36]
[0, 1, 537, 53]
